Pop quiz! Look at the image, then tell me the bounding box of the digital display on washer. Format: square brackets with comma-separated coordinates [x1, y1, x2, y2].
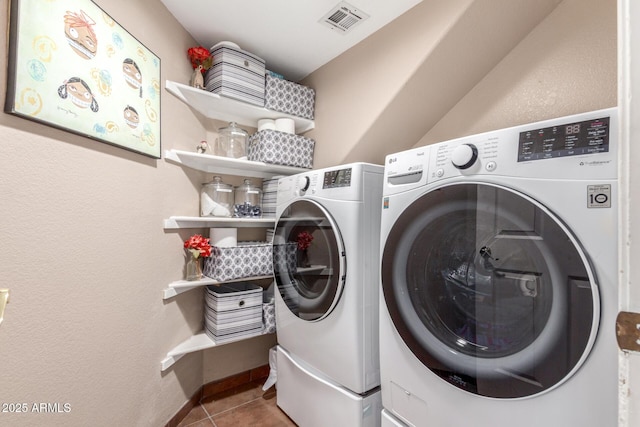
[323, 168, 352, 189]
[517, 116, 610, 162]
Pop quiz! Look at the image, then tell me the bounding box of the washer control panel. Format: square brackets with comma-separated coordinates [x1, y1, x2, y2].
[517, 116, 610, 162]
[426, 109, 616, 183]
[383, 108, 617, 193]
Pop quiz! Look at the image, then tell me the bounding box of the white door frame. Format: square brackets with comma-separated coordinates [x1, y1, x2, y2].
[617, 0, 640, 425]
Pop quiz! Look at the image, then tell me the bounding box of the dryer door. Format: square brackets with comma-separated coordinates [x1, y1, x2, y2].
[381, 183, 599, 399]
[273, 199, 346, 322]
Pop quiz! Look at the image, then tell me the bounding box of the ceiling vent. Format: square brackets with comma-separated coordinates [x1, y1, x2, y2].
[319, 1, 370, 34]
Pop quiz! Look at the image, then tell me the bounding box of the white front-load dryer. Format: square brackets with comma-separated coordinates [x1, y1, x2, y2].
[273, 162, 384, 427]
[379, 109, 618, 427]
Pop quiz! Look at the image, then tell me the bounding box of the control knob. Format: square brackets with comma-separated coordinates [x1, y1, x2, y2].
[451, 144, 478, 169]
[298, 176, 310, 192]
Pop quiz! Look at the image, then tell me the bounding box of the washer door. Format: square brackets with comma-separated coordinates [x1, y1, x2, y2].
[273, 199, 346, 322]
[381, 183, 599, 399]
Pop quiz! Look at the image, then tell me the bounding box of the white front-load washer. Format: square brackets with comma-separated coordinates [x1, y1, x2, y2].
[379, 109, 618, 427]
[273, 162, 384, 427]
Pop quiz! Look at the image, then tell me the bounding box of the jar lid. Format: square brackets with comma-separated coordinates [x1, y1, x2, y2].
[218, 122, 248, 138]
[203, 176, 232, 190]
[235, 178, 262, 193]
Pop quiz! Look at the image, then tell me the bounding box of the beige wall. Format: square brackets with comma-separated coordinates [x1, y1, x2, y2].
[0, 1, 272, 426]
[303, 0, 565, 168]
[415, 0, 617, 147]
[304, 0, 615, 166]
[303, 0, 473, 168]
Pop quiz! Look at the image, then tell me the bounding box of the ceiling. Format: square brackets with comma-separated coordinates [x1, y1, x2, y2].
[160, 0, 423, 82]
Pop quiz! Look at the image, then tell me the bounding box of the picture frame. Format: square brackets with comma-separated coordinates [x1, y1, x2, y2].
[5, 0, 162, 159]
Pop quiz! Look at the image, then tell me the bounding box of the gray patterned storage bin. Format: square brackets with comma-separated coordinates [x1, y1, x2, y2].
[205, 45, 266, 106]
[248, 129, 314, 169]
[262, 302, 276, 334]
[272, 242, 297, 272]
[203, 243, 272, 282]
[264, 74, 315, 119]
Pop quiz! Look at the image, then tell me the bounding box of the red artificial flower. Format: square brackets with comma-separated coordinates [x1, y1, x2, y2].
[184, 234, 212, 258]
[296, 231, 314, 251]
[187, 46, 213, 73]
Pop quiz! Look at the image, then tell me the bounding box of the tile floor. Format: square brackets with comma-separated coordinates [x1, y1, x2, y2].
[177, 379, 296, 427]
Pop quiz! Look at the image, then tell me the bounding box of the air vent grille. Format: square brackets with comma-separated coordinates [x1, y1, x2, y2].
[320, 1, 369, 34]
[328, 10, 348, 24]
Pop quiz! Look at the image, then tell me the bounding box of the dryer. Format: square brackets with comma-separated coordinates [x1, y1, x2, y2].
[379, 109, 618, 426]
[273, 162, 384, 427]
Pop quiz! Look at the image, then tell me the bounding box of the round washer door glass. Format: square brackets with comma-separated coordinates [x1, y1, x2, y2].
[382, 183, 599, 399]
[273, 199, 345, 322]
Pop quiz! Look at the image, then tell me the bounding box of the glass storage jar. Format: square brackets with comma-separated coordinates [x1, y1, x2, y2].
[234, 179, 262, 218]
[200, 176, 234, 217]
[216, 122, 248, 159]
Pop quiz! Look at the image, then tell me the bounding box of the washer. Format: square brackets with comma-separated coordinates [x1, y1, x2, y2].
[273, 162, 384, 427]
[379, 109, 618, 426]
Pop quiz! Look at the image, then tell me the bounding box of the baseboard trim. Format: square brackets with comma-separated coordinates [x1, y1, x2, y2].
[165, 364, 270, 427]
[164, 391, 200, 427]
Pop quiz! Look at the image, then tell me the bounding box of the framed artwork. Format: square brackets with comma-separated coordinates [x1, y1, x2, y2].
[5, 0, 161, 159]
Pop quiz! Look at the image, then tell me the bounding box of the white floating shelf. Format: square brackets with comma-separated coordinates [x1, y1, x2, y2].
[161, 330, 271, 371]
[163, 216, 276, 229]
[165, 80, 315, 133]
[165, 149, 308, 178]
[163, 274, 274, 299]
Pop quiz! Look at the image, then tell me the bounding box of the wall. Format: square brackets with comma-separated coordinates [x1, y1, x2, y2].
[303, 0, 563, 168]
[415, 0, 617, 146]
[0, 1, 272, 426]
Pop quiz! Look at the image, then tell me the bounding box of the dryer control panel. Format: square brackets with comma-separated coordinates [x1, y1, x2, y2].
[323, 167, 353, 189]
[277, 163, 383, 205]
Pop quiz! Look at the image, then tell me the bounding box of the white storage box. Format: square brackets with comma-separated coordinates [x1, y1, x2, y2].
[248, 129, 314, 169]
[265, 74, 315, 119]
[205, 45, 266, 106]
[203, 242, 272, 281]
[204, 283, 264, 343]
